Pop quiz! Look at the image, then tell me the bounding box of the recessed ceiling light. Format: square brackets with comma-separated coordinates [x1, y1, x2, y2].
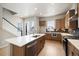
[34, 8, 38, 10]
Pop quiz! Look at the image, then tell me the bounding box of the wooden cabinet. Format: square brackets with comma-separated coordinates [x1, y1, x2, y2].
[68, 41, 79, 56]
[45, 33, 52, 40]
[26, 35, 45, 56]
[65, 9, 75, 20]
[68, 41, 74, 56]
[11, 45, 25, 56]
[45, 33, 61, 41]
[69, 18, 78, 29]
[56, 18, 65, 30]
[65, 9, 75, 29]
[77, 3, 79, 28]
[26, 41, 38, 56]
[39, 21, 46, 26]
[37, 36, 45, 54]
[77, 3, 79, 17]
[51, 33, 62, 41]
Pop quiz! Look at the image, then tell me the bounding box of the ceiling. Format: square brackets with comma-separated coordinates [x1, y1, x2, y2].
[0, 3, 73, 17]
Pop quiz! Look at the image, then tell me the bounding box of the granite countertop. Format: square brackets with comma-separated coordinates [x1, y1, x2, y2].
[68, 39, 79, 50]
[46, 32, 73, 35]
[60, 33, 74, 36]
[5, 34, 45, 47]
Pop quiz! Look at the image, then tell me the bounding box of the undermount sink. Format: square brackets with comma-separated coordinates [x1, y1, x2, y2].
[32, 35, 40, 38]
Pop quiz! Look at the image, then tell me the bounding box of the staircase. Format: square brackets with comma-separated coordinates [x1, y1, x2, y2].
[0, 17, 22, 56]
[2, 17, 22, 36]
[0, 17, 22, 45]
[0, 6, 23, 55]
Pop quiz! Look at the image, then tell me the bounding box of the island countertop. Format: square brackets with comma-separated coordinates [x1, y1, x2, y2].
[5, 34, 45, 47]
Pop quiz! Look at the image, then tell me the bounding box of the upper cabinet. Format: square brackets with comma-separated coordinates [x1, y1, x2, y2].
[65, 9, 75, 29]
[69, 14, 78, 29]
[77, 3, 79, 28]
[77, 3, 79, 17]
[56, 18, 65, 30]
[39, 21, 46, 26]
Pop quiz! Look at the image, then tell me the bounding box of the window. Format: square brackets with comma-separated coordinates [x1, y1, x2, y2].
[47, 20, 56, 31]
[27, 20, 35, 34]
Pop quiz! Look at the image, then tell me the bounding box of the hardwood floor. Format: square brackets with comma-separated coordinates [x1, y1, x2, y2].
[38, 40, 65, 56]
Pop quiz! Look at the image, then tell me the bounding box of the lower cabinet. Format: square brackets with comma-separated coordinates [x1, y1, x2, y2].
[26, 41, 38, 56]
[11, 45, 25, 56]
[68, 41, 79, 56]
[26, 36, 45, 56]
[45, 33, 52, 40]
[11, 35, 45, 56]
[52, 34, 62, 41]
[46, 33, 62, 41]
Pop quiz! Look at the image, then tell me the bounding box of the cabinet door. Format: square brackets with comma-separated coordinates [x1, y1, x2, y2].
[68, 50, 78, 56]
[26, 41, 37, 56]
[77, 4, 79, 28]
[12, 45, 25, 56]
[69, 20, 78, 29]
[39, 21, 46, 26]
[65, 9, 75, 29]
[68, 42, 74, 56]
[68, 41, 79, 56]
[46, 33, 52, 40]
[68, 45, 73, 56]
[77, 4, 79, 17]
[36, 36, 45, 55]
[74, 45, 79, 56]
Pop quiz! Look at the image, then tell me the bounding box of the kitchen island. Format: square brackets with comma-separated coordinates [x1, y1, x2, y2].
[6, 34, 46, 56]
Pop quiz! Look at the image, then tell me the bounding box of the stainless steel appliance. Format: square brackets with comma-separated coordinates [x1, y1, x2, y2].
[63, 38, 68, 56]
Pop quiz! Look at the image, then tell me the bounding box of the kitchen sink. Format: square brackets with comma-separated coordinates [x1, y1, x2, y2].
[32, 35, 40, 38]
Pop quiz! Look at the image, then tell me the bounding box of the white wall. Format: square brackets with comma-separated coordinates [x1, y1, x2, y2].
[3, 8, 23, 36]
[0, 6, 16, 39]
[34, 17, 39, 33]
[0, 5, 2, 28]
